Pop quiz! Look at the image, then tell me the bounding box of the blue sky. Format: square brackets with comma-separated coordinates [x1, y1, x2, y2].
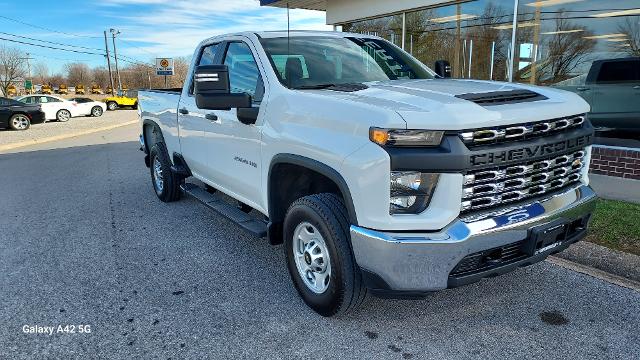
[1, 0, 329, 74]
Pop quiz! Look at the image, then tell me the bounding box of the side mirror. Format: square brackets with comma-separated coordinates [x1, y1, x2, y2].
[194, 65, 251, 110]
[434, 60, 452, 78]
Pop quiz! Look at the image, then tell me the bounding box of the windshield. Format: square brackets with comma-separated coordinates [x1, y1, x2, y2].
[260, 36, 435, 89]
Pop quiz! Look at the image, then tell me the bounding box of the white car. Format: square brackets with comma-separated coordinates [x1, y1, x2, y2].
[17, 95, 83, 122]
[69, 97, 106, 117]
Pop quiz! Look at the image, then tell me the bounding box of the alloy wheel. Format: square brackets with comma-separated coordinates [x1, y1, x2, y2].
[11, 115, 30, 130]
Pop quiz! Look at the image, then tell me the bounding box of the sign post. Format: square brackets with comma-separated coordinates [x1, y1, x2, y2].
[156, 57, 174, 89]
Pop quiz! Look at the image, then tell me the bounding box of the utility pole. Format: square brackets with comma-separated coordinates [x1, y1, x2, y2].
[103, 30, 115, 95]
[110, 28, 122, 93]
[19, 53, 33, 94]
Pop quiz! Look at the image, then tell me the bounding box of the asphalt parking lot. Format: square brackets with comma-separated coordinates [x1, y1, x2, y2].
[1, 124, 639, 359]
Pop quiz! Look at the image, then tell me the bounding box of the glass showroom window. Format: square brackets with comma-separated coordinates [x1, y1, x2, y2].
[405, 0, 515, 81]
[513, 0, 640, 86]
[342, 14, 404, 48]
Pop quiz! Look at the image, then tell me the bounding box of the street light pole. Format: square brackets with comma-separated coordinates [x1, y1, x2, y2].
[103, 31, 115, 95]
[110, 28, 122, 93]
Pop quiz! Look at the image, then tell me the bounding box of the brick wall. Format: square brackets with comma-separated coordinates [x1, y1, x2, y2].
[589, 146, 640, 180]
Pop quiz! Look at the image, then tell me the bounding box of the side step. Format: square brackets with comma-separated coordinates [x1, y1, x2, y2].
[181, 183, 267, 238]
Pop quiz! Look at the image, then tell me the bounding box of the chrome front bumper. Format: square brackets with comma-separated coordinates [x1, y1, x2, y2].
[350, 185, 597, 293]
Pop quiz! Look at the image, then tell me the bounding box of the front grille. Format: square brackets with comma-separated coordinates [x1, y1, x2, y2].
[459, 114, 585, 146]
[461, 149, 586, 213]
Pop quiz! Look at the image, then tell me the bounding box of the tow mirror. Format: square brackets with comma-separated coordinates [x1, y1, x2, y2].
[194, 65, 251, 110]
[434, 60, 452, 78]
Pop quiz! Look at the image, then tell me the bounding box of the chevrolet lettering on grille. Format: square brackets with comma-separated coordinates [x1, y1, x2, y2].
[469, 134, 592, 167]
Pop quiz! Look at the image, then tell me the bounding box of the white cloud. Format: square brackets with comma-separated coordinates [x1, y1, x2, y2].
[102, 1, 330, 59]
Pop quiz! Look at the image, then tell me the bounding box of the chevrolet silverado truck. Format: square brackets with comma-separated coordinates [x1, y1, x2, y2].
[138, 31, 597, 316]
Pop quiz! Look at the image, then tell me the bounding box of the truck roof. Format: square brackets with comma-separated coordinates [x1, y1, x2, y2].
[204, 30, 379, 41]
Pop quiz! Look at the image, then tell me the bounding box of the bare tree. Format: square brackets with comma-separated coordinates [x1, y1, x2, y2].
[33, 62, 48, 84]
[0, 45, 26, 96]
[617, 16, 640, 56]
[65, 62, 91, 86]
[543, 17, 596, 84]
[91, 66, 110, 89]
[48, 74, 66, 87]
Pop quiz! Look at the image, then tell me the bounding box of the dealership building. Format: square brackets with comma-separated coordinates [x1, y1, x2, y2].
[261, 0, 639, 86]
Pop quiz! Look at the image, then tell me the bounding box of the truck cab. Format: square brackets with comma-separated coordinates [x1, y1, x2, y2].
[555, 57, 640, 132]
[138, 31, 596, 316]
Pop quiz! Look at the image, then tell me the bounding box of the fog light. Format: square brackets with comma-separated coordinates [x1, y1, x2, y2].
[390, 172, 439, 214]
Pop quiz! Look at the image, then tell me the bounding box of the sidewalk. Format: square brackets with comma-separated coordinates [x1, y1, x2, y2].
[589, 174, 640, 204]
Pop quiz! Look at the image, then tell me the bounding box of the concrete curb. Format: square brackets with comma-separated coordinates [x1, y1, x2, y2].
[547, 256, 640, 292]
[0, 120, 138, 152]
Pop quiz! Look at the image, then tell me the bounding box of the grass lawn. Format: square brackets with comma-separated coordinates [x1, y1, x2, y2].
[586, 199, 640, 256]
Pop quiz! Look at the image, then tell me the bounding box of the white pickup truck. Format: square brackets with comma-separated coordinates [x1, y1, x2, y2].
[138, 31, 597, 316]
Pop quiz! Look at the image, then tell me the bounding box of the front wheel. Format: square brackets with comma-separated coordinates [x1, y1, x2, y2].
[149, 143, 182, 202]
[9, 114, 31, 130]
[91, 106, 104, 117]
[107, 102, 118, 111]
[284, 193, 366, 317]
[56, 109, 71, 122]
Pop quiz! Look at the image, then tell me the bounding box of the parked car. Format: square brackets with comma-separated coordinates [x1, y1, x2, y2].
[0, 96, 46, 130]
[104, 90, 138, 110]
[41, 85, 53, 95]
[138, 31, 596, 316]
[555, 57, 640, 132]
[69, 97, 106, 117]
[17, 95, 82, 122]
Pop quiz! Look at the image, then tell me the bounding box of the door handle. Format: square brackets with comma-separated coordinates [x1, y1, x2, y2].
[178, 108, 189, 115]
[205, 113, 218, 121]
[576, 87, 590, 92]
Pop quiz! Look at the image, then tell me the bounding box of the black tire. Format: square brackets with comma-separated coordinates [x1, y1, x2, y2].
[8, 114, 31, 130]
[91, 106, 103, 117]
[107, 101, 118, 111]
[56, 109, 71, 122]
[284, 193, 366, 317]
[132, 102, 138, 110]
[149, 143, 182, 202]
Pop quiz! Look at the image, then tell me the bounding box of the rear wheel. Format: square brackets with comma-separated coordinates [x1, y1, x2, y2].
[91, 106, 103, 117]
[56, 109, 71, 122]
[149, 143, 182, 202]
[107, 102, 118, 111]
[9, 114, 30, 130]
[284, 193, 366, 317]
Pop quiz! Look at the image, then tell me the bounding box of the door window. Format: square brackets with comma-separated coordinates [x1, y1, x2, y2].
[46, 97, 62, 102]
[223, 42, 263, 101]
[596, 61, 640, 84]
[199, 43, 221, 66]
[22, 97, 36, 104]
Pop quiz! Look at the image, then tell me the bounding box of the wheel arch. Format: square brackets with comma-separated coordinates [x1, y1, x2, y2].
[267, 154, 358, 245]
[142, 119, 165, 167]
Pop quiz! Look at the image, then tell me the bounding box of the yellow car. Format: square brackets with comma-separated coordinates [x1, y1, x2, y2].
[104, 90, 138, 111]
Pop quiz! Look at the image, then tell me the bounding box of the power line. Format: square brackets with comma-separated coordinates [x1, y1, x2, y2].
[119, 38, 157, 57]
[0, 31, 104, 52]
[0, 36, 105, 56]
[0, 15, 103, 39]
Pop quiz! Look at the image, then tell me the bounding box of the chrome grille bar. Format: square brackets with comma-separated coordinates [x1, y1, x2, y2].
[461, 149, 586, 212]
[459, 115, 585, 145]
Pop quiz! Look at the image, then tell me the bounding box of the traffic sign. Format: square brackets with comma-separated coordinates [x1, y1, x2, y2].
[156, 57, 174, 76]
[24, 79, 32, 90]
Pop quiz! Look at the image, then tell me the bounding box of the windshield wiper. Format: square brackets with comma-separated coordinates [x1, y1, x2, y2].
[292, 83, 337, 90]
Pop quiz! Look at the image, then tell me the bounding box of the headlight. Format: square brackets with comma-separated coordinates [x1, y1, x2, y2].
[390, 172, 439, 214]
[370, 128, 444, 147]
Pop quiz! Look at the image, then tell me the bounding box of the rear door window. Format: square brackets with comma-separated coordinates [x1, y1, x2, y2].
[596, 60, 640, 84]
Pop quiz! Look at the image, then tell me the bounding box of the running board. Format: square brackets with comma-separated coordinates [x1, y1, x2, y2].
[181, 183, 267, 238]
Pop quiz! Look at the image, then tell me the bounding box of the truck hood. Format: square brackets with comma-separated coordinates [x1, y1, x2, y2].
[308, 79, 590, 130]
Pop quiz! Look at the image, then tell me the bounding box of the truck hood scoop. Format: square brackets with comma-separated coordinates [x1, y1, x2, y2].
[455, 90, 548, 106]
